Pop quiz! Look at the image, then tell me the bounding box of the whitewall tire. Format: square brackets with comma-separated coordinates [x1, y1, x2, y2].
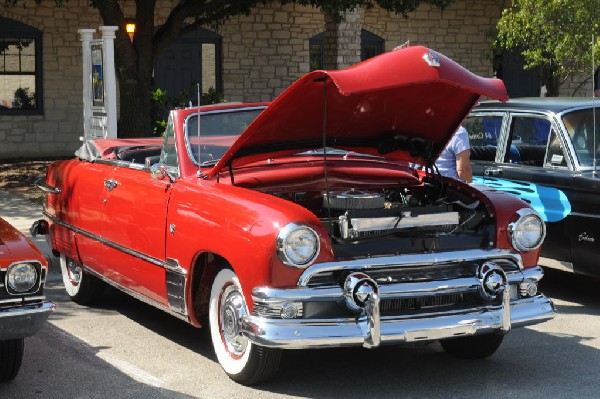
[60, 254, 105, 305]
[209, 268, 281, 385]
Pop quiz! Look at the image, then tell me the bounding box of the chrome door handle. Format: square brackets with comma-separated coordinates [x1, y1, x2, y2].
[104, 179, 118, 191]
[484, 168, 502, 177]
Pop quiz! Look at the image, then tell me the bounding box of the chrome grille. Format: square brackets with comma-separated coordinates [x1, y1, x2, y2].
[380, 293, 465, 315]
[304, 258, 520, 287]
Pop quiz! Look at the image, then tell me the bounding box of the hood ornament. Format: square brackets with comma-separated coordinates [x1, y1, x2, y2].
[423, 52, 440, 67]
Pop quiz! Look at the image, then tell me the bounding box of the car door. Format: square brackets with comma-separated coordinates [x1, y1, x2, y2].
[100, 164, 173, 305]
[47, 161, 113, 263]
[469, 112, 575, 266]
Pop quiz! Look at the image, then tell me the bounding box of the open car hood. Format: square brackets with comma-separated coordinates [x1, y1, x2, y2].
[209, 46, 508, 177]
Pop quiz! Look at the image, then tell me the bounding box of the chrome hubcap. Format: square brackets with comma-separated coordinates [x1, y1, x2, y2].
[219, 284, 248, 357]
[67, 258, 82, 284]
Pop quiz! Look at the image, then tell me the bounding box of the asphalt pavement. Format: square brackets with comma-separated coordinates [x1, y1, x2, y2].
[2, 189, 600, 398]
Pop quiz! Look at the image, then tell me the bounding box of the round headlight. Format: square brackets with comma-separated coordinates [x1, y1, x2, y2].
[7, 262, 38, 293]
[277, 223, 320, 268]
[508, 209, 546, 251]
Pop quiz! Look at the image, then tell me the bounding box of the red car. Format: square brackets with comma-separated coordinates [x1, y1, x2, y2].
[0, 217, 54, 382]
[33, 46, 555, 385]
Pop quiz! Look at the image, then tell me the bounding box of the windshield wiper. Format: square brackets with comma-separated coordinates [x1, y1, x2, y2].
[200, 159, 219, 167]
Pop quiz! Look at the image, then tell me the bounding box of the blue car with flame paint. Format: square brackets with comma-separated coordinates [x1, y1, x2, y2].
[466, 98, 600, 277]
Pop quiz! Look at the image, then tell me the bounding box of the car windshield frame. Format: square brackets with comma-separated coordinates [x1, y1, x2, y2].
[558, 107, 600, 170]
[183, 106, 266, 167]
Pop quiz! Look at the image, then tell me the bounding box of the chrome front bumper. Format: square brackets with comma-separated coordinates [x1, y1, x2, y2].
[0, 301, 55, 340]
[242, 263, 555, 349]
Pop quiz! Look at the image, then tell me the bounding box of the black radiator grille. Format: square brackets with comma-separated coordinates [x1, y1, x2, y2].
[380, 293, 467, 315]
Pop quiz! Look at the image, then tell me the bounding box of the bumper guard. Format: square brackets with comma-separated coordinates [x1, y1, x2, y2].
[242, 265, 555, 349]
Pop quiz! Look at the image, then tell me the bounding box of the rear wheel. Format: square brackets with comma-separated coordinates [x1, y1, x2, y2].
[0, 338, 24, 382]
[440, 334, 504, 359]
[209, 269, 281, 385]
[60, 254, 105, 305]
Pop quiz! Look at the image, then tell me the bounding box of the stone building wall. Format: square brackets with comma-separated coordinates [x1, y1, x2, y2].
[363, 1, 503, 79]
[0, 0, 102, 159]
[218, 0, 503, 102]
[216, 4, 324, 102]
[1, 0, 537, 160]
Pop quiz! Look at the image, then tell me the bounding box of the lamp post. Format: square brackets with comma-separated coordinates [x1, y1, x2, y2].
[125, 20, 136, 42]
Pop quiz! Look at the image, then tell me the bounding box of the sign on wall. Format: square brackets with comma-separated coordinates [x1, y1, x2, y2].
[91, 44, 104, 107]
[78, 27, 117, 139]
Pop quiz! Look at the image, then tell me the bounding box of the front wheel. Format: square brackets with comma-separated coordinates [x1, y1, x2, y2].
[440, 333, 504, 359]
[209, 269, 281, 385]
[0, 339, 24, 382]
[60, 254, 105, 306]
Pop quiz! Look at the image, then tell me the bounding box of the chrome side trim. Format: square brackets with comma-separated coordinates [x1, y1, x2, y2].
[35, 178, 61, 194]
[84, 266, 190, 322]
[0, 298, 23, 305]
[44, 212, 167, 269]
[166, 259, 188, 316]
[569, 211, 600, 219]
[44, 213, 191, 319]
[298, 249, 524, 286]
[539, 257, 574, 273]
[165, 258, 187, 275]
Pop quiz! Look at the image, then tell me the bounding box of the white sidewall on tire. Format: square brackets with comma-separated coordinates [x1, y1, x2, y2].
[209, 269, 252, 376]
[60, 254, 80, 297]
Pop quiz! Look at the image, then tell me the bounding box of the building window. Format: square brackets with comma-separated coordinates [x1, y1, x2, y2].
[309, 29, 384, 71]
[0, 17, 43, 115]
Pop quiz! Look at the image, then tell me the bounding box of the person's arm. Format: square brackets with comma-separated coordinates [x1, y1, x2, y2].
[455, 149, 472, 183]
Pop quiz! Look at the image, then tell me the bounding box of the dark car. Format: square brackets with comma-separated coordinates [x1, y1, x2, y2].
[465, 98, 600, 277]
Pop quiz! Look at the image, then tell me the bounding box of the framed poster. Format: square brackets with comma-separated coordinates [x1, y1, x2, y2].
[91, 43, 104, 107]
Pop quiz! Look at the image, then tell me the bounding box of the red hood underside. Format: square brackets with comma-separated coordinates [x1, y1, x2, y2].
[209, 46, 507, 177]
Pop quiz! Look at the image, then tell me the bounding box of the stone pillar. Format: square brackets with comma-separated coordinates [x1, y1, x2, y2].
[323, 8, 362, 70]
[99, 26, 118, 138]
[78, 29, 96, 140]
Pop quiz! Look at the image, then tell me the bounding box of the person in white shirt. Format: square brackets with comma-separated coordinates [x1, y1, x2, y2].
[434, 126, 473, 183]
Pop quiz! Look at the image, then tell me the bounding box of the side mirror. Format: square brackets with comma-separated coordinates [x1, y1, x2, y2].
[150, 163, 176, 183]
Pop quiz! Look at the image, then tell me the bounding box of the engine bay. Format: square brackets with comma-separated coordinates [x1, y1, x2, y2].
[268, 177, 496, 258]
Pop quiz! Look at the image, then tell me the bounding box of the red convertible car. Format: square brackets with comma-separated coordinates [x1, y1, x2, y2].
[33, 46, 555, 385]
[1, 217, 54, 382]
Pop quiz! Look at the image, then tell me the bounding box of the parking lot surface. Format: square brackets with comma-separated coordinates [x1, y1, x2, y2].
[1, 191, 599, 398]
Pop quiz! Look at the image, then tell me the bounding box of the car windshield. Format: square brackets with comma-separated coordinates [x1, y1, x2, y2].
[561, 108, 600, 167]
[185, 107, 264, 165]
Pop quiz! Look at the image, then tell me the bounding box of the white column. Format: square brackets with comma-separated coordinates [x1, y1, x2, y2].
[99, 26, 119, 138]
[78, 29, 96, 140]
